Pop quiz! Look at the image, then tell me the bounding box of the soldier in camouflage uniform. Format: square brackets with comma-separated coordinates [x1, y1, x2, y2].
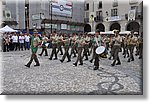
[49, 33, 58, 60]
[93, 30, 102, 70]
[82, 34, 90, 60]
[73, 35, 84, 66]
[60, 35, 71, 63]
[70, 34, 77, 58]
[25, 29, 41, 68]
[127, 31, 137, 62]
[138, 32, 143, 59]
[57, 34, 63, 55]
[111, 30, 122, 66]
[39, 34, 48, 56]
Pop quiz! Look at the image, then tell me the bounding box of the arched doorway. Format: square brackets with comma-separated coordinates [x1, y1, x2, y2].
[126, 21, 140, 32]
[1, 23, 6, 27]
[84, 24, 91, 32]
[96, 23, 105, 32]
[110, 22, 121, 31]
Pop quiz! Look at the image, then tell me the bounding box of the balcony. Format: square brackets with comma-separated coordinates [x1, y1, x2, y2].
[94, 16, 103, 22]
[84, 18, 89, 23]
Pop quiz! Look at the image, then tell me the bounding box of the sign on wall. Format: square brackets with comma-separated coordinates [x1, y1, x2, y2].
[128, 10, 136, 21]
[5, 10, 11, 19]
[89, 12, 95, 22]
[107, 16, 121, 22]
[51, 0, 72, 17]
[32, 13, 45, 20]
[61, 24, 67, 29]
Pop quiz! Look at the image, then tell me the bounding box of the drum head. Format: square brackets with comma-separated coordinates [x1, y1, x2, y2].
[45, 43, 49, 47]
[96, 46, 105, 54]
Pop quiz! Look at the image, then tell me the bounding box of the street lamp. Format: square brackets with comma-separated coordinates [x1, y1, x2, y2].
[25, 6, 29, 34]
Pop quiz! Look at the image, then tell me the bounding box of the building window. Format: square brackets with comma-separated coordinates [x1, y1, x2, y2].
[85, 12, 89, 18]
[98, 1, 102, 9]
[2, 0, 6, 5]
[113, 0, 118, 7]
[85, 3, 89, 11]
[96, 11, 103, 22]
[111, 8, 118, 16]
[96, 11, 102, 17]
[131, 6, 137, 10]
[3, 10, 5, 17]
[92, 2, 94, 12]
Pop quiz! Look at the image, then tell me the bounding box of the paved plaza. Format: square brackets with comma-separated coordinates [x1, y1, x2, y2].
[0, 48, 143, 95]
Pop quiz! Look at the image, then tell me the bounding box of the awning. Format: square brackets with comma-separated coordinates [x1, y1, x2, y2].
[41, 19, 85, 26]
[3, 21, 18, 25]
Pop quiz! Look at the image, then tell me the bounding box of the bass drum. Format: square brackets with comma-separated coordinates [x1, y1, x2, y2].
[96, 46, 108, 58]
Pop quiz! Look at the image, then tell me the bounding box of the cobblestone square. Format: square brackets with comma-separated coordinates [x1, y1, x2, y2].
[0, 48, 143, 95]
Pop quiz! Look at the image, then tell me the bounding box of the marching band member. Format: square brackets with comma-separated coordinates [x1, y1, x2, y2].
[57, 34, 64, 55]
[127, 31, 137, 62]
[60, 35, 71, 63]
[82, 34, 90, 60]
[73, 35, 84, 66]
[93, 30, 102, 70]
[138, 32, 143, 59]
[111, 30, 122, 66]
[108, 35, 115, 60]
[123, 34, 130, 58]
[25, 29, 41, 68]
[70, 34, 77, 58]
[104, 35, 110, 51]
[39, 33, 48, 56]
[89, 35, 95, 62]
[49, 33, 58, 60]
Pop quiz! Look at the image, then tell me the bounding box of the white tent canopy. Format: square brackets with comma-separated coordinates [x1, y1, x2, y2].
[0, 25, 18, 33]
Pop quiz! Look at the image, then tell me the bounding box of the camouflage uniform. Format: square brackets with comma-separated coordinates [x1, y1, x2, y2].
[49, 34, 58, 60]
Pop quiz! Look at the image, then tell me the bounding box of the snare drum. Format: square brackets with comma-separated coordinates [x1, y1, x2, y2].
[96, 46, 108, 58]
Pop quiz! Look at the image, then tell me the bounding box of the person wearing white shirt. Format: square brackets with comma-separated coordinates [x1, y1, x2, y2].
[12, 33, 18, 51]
[9, 35, 13, 51]
[19, 34, 25, 51]
[39, 34, 48, 56]
[25, 33, 30, 50]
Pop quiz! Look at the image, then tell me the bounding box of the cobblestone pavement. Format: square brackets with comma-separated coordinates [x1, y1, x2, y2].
[0, 48, 143, 95]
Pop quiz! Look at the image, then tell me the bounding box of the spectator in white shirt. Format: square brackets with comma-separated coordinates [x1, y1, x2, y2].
[19, 34, 25, 51]
[12, 33, 18, 51]
[25, 33, 30, 50]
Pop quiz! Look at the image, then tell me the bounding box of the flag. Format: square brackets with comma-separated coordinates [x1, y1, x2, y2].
[66, 2, 72, 7]
[89, 12, 94, 22]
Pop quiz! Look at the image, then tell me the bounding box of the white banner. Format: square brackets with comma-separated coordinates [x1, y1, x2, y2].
[32, 14, 45, 20]
[61, 24, 67, 29]
[51, 0, 72, 17]
[107, 16, 121, 22]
